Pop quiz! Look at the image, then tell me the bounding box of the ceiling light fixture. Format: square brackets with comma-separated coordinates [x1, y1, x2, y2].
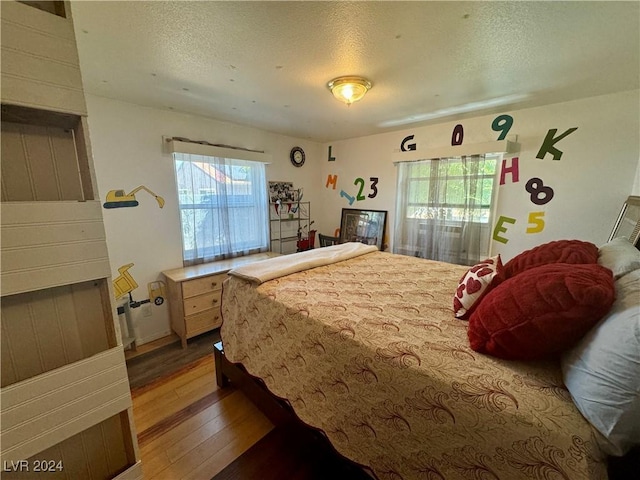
[327, 76, 372, 106]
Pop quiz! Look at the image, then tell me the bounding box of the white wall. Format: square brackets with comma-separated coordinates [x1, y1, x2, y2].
[87, 90, 638, 344]
[633, 158, 640, 195]
[317, 90, 640, 261]
[86, 95, 322, 344]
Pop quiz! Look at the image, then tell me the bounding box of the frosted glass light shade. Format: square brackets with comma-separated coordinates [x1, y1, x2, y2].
[327, 76, 372, 105]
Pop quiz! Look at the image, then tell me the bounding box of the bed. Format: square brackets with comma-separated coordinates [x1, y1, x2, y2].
[217, 244, 628, 479]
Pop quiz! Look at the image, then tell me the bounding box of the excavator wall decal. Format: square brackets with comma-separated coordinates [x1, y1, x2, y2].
[103, 185, 165, 209]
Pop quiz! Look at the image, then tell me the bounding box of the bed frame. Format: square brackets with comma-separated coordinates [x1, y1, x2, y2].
[214, 340, 638, 480]
[213, 342, 374, 479]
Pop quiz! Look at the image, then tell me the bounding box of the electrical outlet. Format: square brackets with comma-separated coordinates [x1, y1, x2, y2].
[142, 304, 152, 317]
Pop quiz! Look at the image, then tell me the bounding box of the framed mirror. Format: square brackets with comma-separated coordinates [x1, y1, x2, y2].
[339, 208, 387, 251]
[608, 195, 640, 248]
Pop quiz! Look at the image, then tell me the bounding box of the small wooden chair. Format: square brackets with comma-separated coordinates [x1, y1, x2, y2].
[318, 233, 339, 247]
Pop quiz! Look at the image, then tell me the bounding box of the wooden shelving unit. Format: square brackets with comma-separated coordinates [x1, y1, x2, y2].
[0, 1, 142, 478]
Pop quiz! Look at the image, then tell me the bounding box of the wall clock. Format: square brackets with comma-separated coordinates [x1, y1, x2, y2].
[290, 146, 305, 167]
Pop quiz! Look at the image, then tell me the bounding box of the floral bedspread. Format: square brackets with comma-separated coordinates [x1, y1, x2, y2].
[221, 251, 607, 480]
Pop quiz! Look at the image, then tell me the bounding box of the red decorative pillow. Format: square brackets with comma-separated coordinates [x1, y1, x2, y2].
[503, 240, 598, 279]
[467, 263, 615, 360]
[453, 255, 503, 319]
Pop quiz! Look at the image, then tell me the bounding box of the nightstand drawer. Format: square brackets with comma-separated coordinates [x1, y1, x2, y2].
[185, 309, 222, 337]
[183, 290, 222, 315]
[182, 273, 226, 298]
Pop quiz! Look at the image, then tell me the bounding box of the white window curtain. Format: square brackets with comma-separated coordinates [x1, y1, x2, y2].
[173, 152, 269, 265]
[393, 154, 498, 265]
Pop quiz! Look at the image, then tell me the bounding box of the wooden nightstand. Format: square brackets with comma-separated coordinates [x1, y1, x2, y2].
[162, 252, 280, 348]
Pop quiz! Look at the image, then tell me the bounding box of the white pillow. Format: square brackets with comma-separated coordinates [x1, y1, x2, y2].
[561, 268, 640, 456]
[598, 237, 640, 279]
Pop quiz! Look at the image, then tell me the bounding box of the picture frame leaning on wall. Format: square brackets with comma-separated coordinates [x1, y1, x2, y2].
[339, 208, 387, 251]
[609, 195, 640, 248]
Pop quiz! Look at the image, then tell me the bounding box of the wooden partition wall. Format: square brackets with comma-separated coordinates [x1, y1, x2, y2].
[1, 280, 115, 387]
[0, 105, 95, 201]
[0, 1, 142, 478]
[2, 413, 135, 480]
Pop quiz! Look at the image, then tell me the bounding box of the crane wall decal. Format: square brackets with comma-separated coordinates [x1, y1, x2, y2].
[103, 185, 165, 209]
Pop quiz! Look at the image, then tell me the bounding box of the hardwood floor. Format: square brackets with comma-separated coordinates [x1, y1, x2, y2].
[131, 353, 274, 479]
[127, 330, 221, 390]
[129, 337, 371, 480]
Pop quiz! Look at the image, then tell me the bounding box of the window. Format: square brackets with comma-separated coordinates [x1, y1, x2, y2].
[394, 154, 499, 265]
[404, 155, 497, 222]
[172, 152, 269, 265]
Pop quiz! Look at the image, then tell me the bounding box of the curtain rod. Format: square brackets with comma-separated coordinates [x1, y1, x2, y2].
[165, 136, 265, 154]
[391, 139, 519, 164]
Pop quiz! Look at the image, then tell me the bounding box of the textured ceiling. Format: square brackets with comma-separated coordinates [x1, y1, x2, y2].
[71, 1, 639, 143]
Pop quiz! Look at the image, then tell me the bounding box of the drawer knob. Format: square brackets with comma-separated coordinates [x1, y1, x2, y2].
[212, 298, 219, 304]
[211, 282, 218, 287]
